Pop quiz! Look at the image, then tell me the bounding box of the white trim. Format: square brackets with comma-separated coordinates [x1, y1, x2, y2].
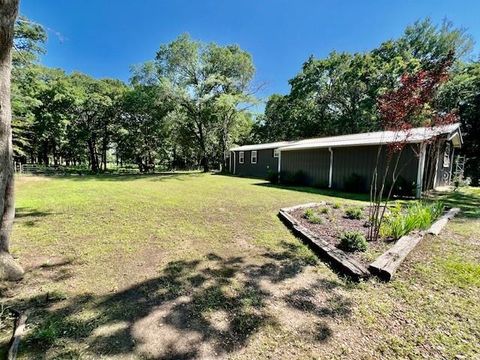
[433, 147, 439, 189]
[328, 147, 333, 188]
[251, 150, 257, 164]
[416, 143, 427, 198]
[233, 151, 236, 174]
[239, 151, 244, 164]
[277, 150, 282, 182]
[448, 147, 455, 184]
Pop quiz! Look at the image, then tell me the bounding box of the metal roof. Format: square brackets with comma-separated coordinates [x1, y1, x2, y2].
[229, 123, 461, 152]
[279, 123, 461, 151]
[230, 141, 292, 151]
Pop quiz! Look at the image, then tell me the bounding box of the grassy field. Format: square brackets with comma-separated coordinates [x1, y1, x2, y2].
[0, 173, 479, 359]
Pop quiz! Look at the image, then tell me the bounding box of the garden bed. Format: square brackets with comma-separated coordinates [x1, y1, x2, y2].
[280, 201, 459, 281]
[287, 203, 390, 265]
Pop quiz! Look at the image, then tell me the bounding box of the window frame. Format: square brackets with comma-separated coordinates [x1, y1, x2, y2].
[239, 151, 244, 164]
[251, 150, 257, 164]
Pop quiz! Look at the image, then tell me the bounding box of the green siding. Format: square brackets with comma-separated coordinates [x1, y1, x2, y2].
[281, 148, 330, 186]
[232, 149, 278, 179]
[280, 144, 420, 192]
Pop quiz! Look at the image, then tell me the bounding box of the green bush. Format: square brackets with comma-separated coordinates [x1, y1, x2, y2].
[319, 206, 329, 214]
[380, 201, 444, 240]
[266, 170, 279, 184]
[339, 231, 368, 252]
[345, 207, 363, 220]
[332, 202, 341, 209]
[304, 208, 323, 224]
[280, 170, 310, 186]
[344, 173, 366, 193]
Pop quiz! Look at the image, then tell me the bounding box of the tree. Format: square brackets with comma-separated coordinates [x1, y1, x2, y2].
[115, 83, 173, 172]
[155, 34, 255, 171]
[254, 18, 472, 145]
[0, 0, 23, 280]
[368, 54, 457, 241]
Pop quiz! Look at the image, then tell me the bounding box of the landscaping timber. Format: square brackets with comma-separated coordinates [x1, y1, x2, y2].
[427, 207, 461, 235]
[370, 208, 460, 281]
[279, 205, 370, 280]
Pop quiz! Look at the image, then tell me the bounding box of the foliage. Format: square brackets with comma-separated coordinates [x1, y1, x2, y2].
[303, 208, 323, 224]
[339, 231, 368, 252]
[344, 173, 366, 193]
[380, 201, 444, 240]
[266, 170, 279, 184]
[252, 19, 472, 144]
[345, 207, 363, 220]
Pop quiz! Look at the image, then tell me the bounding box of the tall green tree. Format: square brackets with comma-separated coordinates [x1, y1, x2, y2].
[155, 34, 255, 171]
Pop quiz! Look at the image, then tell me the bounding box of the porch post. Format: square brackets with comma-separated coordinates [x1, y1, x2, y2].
[416, 142, 427, 198]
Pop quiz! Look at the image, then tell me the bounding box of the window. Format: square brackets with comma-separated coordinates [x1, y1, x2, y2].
[251, 150, 257, 164]
[273, 149, 280, 158]
[443, 143, 451, 168]
[239, 151, 244, 164]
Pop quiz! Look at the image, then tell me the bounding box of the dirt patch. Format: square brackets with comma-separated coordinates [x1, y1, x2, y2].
[288, 203, 391, 266]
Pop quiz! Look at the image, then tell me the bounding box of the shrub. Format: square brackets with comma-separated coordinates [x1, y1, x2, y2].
[313, 180, 329, 189]
[344, 173, 366, 193]
[345, 207, 363, 220]
[339, 231, 368, 252]
[391, 176, 416, 197]
[380, 201, 444, 240]
[266, 170, 279, 184]
[304, 208, 323, 224]
[293, 170, 309, 185]
[319, 206, 329, 214]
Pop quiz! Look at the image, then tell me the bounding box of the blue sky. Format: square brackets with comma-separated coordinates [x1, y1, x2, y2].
[21, 0, 480, 104]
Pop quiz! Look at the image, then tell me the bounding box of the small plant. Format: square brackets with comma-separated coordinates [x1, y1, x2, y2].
[339, 231, 368, 252]
[319, 206, 329, 214]
[345, 207, 363, 220]
[332, 202, 341, 209]
[304, 208, 323, 224]
[380, 201, 444, 240]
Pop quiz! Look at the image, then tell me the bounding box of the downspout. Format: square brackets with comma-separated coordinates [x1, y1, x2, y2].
[416, 142, 427, 198]
[233, 151, 236, 175]
[229, 151, 232, 174]
[277, 149, 282, 183]
[328, 147, 333, 188]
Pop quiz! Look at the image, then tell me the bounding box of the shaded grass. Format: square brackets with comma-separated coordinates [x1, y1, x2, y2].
[0, 174, 478, 359]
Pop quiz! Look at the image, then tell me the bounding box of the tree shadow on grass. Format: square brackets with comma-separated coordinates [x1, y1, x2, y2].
[3, 242, 353, 359]
[47, 171, 205, 183]
[14, 207, 54, 227]
[432, 188, 480, 219]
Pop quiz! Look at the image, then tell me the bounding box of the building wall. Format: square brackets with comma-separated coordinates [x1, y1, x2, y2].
[435, 140, 455, 187]
[231, 149, 279, 178]
[280, 148, 330, 186]
[281, 144, 420, 192]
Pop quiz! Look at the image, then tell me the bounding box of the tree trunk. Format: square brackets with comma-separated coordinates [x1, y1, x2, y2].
[0, 0, 23, 281]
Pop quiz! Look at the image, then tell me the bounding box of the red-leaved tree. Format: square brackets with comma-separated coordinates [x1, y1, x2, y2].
[368, 53, 458, 241]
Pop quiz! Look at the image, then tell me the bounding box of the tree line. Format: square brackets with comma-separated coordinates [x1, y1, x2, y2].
[12, 20, 255, 172]
[12, 17, 480, 182]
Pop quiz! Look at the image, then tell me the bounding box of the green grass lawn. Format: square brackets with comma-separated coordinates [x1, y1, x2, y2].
[1, 173, 479, 359]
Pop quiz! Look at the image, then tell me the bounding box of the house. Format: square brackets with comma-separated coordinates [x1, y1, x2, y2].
[228, 123, 463, 198]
